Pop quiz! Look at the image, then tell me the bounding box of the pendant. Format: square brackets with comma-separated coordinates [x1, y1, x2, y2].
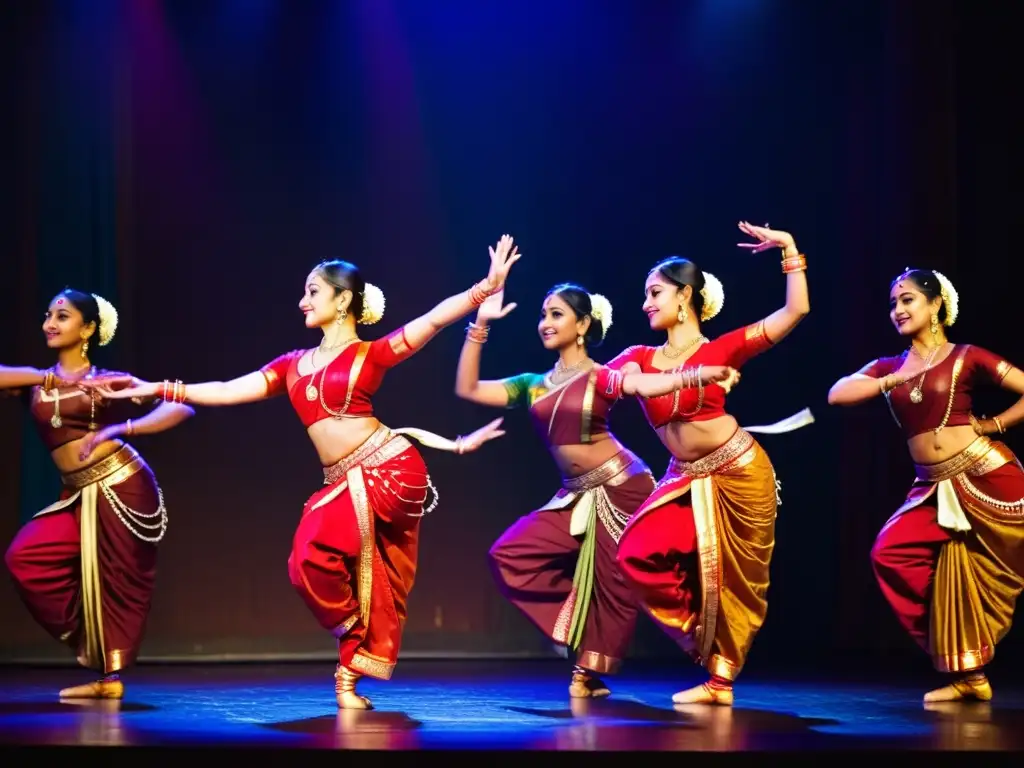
[51, 415, 62, 428]
[909, 388, 923, 404]
[305, 384, 318, 402]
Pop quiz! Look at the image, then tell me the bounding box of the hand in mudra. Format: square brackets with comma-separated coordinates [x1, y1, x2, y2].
[457, 417, 507, 454]
[485, 234, 521, 292]
[736, 221, 796, 254]
[477, 288, 517, 322]
[79, 375, 154, 401]
[701, 365, 741, 393]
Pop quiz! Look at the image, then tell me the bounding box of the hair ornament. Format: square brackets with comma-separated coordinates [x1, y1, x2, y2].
[931, 270, 958, 326]
[588, 293, 613, 337]
[699, 272, 724, 322]
[92, 294, 119, 346]
[360, 282, 386, 325]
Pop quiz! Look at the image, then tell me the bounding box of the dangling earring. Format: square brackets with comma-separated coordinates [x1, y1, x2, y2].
[576, 335, 584, 347]
[677, 305, 688, 324]
[336, 308, 347, 325]
[930, 314, 939, 336]
[81, 339, 89, 359]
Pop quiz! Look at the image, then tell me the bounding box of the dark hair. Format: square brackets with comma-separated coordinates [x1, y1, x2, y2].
[650, 257, 706, 321]
[56, 288, 101, 338]
[546, 282, 604, 348]
[313, 260, 365, 321]
[890, 268, 947, 323]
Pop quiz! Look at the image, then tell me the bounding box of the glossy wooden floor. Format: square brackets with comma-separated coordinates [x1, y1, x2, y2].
[0, 659, 1022, 759]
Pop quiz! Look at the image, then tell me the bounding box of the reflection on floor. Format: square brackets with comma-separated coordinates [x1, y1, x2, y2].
[0, 659, 1021, 755]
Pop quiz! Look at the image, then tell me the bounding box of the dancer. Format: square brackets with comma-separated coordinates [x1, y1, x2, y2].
[606, 222, 811, 705]
[455, 283, 734, 697]
[86, 236, 520, 709]
[828, 268, 1024, 703]
[3, 288, 193, 699]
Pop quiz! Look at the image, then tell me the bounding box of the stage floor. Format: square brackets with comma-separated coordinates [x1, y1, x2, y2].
[0, 659, 1021, 755]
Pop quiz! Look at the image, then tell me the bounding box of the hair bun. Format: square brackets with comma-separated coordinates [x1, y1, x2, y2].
[699, 272, 724, 322]
[360, 282, 386, 325]
[931, 270, 958, 326]
[92, 294, 119, 346]
[588, 293, 613, 338]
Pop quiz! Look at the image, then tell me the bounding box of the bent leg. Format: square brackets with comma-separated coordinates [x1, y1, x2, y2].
[488, 507, 581, 643]
[288, 488, 363, 651]
[93, 472, 160, 674]
[5, 511, 82, 647]
[870, 504, 948, 651]
[616, 499, 700, 635]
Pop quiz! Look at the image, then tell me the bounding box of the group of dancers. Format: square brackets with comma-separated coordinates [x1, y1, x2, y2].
[2, 221, 1023, 711]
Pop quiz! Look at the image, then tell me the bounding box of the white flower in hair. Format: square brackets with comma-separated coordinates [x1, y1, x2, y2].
[588, 293, 613, 337]
[92, 294, 119, 346]
[360, 282, 386, 325]
[699, 272, 725, 322]
[932, 270, 958, 326]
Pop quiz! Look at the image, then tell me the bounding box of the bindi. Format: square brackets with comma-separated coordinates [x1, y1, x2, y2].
[56, 299, 65, 305]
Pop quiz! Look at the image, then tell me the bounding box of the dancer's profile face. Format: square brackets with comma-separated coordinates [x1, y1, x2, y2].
[643, 273, 683, 331]
[42, 295, 92, 351]
[538, 293, 587, 351]
[299, 272, 344, 329]
[889, 278, 940, 337]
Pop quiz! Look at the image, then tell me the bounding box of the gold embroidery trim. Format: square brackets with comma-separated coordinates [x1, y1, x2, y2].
[691, 476, 720, 662]
[333, 614, 360, 639]
[79, 483, 106, 671]
[744, 320, 773, 346]
[347, 467, 374, 630]
[668, 429, 755, 480]
[322, 425, 411, 485]
[576, 650, 622, 675]
[552, 587, 576, 645]
[934, 645, 992, 673]
[563, 450, 649, 492]
[260, 367, 281, 393]
[340, 343, 369, 415]
[914, 436, 1011, 482]
[708, 653, 740, 682]
[351, 651, 395, 680]
[62, 445, 142, 490]
[996, 360, 1012, 382]
[545, 380, 574, 441]
[580, 370, 597, 444]
[389, 331, 411, 357]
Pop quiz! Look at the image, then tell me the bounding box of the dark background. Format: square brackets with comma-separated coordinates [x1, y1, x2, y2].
[0, 1, 1017, 675]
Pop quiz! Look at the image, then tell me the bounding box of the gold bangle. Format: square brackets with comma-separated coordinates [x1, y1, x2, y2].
[126, 419, 134, 436]
[994, 416, 1005, 434]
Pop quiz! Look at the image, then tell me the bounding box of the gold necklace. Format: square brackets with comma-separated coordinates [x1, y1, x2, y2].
[907, 344, 943, 404]
[305, 338, 360, 402]
[662, 335, 708, 359]
[548, 357, 590, 385]
[47, 364, 96, 429]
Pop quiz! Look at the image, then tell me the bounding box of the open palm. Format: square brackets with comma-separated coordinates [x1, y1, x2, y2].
[477, 288, 517, 322]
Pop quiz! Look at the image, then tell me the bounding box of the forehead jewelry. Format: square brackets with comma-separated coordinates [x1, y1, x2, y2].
[56, 299, 65, 305]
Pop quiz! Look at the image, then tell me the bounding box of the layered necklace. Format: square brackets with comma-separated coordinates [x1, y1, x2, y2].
[906, 342, 945, 404]
[304, 336, 360, 403]
[662, 335, 708, 360]
[46, 362, 96, 429]
[547, 357, 591, 387]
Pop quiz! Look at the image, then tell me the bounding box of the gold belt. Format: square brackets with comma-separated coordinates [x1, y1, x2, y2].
[669, 428, 756, 479]
[322, 424, 413, 486]
[62, 445, 144, 491]
[563, 450, 650, 493]
[915, 436, 1014, 483]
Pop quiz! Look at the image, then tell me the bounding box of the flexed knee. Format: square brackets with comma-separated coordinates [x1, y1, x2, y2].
[869, 533, 892, 575]
[4, 539, 23, 579]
